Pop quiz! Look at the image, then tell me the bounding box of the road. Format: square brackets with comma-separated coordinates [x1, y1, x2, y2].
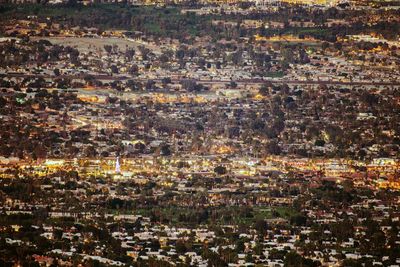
[2, 72, 400, 87]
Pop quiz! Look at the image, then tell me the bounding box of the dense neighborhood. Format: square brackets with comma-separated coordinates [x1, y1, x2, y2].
[0, 0, 400, 266]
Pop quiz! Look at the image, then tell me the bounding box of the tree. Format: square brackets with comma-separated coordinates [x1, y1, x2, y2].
[125, 48, 135, 60]
[235, 239, 245, 253]
[284, 251, 302, 267]
[315, 139, 325, 147]
[229, 81, 237, 88]
[175, 240, 187, 254]
[160, 144, 171, 156]
[85, 146, 97, 157]
[214, 166, 227, 175]
[180, 79, 202, 92]
[334, 42, 342, 50]
[290, 215, 307, 226]
[104, 45, 112, 54]
[266, 141, 281, 155]
[259, 83, 272, 96]
[322, 42, 330, 50]
[127, 64, 139, 76]
[176, 49, 185, 60]
[162, 77, 171, 86]
[53, 68, 60, 76]
[254, 219, 268, 236]
[110, 65, 119, 74]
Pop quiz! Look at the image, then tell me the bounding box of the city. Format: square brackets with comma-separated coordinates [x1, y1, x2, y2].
[0, 0, 399, 266]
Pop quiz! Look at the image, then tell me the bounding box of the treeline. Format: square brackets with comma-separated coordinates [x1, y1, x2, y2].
[1, 3, 399, 41]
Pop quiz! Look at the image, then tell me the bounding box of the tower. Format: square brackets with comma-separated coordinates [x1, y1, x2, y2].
[115, 156, 121, 173]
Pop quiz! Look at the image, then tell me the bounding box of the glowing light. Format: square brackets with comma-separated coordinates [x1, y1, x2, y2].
[115, 157, 121, 173]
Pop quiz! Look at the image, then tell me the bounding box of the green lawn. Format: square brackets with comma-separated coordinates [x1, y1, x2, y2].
[106, 205, 298, 227]
[264, 71, 285, 78]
